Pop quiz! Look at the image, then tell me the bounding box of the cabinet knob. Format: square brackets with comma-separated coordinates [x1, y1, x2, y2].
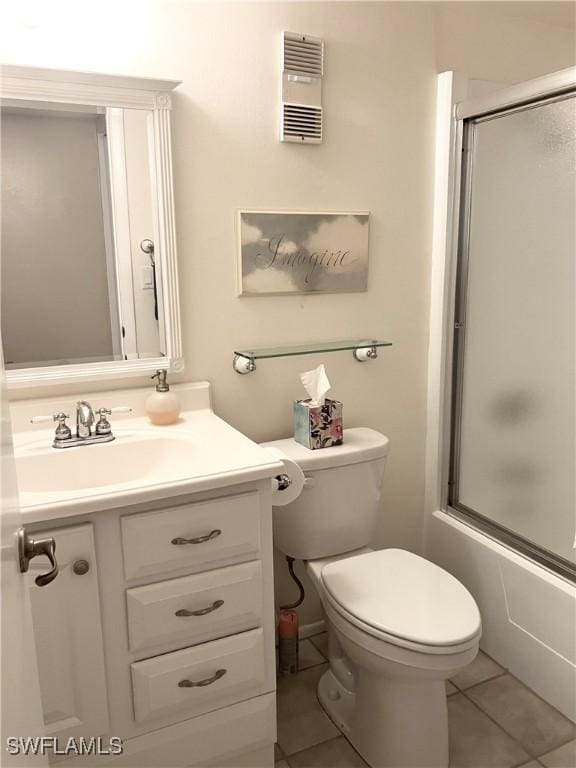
[73, 559, 90, 576]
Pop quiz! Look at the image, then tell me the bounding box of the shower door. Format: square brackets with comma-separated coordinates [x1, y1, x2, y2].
[450, 90, 576, 579]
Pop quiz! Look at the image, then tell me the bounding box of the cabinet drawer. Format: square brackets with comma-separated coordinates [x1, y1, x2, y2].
[126, 561, 263, 652]
[121, 492, 260, 580]
[131, 628, 266, 722]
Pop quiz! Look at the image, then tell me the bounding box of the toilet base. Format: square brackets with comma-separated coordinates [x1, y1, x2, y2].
[317, 668, 356, 736]
[317, 667, 449, 768]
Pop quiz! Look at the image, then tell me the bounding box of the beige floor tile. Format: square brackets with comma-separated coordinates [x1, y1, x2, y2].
[446, 680, 458, 695]
[540, 739, 576, 768]
[450, 650, 505, 690]
[299, 638, 326, 670]
[310, 632, 329, 660]
[448, 693, 530, 768]
[465, 675, 576, 757]
[516, 763, 541, 768]
[287, 736, 367, 768]
[275, 743, 285, 762]
[277, 663, 339, 755]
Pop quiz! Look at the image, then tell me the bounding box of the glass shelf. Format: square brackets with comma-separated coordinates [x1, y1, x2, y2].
[232, 339, 392, 373]
[234, 339, 392, 361]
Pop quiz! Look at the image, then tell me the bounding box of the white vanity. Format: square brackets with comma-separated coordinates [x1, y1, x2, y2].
[11, 382, 282, 767]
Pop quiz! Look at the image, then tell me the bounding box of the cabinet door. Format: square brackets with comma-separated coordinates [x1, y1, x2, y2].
[28, 523, 109, 741]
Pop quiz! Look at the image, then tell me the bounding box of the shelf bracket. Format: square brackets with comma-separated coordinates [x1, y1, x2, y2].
[353, 346, 378, 362]
[233, 354, 256, 375]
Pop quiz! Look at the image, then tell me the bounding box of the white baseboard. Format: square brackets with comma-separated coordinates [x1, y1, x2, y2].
[299, 619, 326, 639]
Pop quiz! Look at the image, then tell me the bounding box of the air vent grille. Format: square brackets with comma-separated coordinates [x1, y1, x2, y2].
[282, 104, 323, 143]
[283, 33, 323, 77]
[280, 31, 324, 144]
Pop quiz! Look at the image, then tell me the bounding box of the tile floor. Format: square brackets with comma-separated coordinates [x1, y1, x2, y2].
[275, 633, 576, 768]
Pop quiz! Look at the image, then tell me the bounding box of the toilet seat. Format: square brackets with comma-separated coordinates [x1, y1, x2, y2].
[321, 549, 481, 652]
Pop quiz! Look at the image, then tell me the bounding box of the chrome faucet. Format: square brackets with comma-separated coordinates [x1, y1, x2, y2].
[76, 400, 95, 438]
[31, 402, 132, 448]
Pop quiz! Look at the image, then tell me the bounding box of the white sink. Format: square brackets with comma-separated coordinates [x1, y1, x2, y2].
[15, 430, 198, 495]
[10, 386, 284, 522]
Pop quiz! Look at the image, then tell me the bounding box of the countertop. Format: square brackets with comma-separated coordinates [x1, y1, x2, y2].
[10, 382, 283, 523]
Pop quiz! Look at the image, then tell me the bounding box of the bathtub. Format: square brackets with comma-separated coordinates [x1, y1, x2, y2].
[425, 509, 576, 722]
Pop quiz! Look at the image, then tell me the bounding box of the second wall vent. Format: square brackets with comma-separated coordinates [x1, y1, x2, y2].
[280, 32, 324, 144]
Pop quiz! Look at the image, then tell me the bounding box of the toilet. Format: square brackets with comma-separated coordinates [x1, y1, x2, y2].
[265, 428, 481, 768]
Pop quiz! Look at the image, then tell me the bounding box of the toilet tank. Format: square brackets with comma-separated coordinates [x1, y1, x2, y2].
[262, 428, 389, 560]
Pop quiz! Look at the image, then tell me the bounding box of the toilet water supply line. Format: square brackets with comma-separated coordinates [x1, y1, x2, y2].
[278, 557, 305, 675]
[280, 556, 305, 609]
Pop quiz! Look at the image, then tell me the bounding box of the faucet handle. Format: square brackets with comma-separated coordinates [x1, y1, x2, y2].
[30, 412, 70, 424]
[94, 406, 132, 436]
[94, 406, 132, 417]
[30, 413, 71, 443]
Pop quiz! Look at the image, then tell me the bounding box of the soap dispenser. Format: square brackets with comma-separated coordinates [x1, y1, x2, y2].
[146, 369, 181, 425]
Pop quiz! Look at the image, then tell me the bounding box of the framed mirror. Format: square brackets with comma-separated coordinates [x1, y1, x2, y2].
[0, 65, 183, 387]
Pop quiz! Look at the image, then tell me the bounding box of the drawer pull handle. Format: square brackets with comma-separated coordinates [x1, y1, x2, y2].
[175, 600, 225, 617]
[171, 529, 222, 546]
[178, 669, 227, 688]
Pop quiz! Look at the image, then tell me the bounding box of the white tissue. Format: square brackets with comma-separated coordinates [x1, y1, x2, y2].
[300, 364, 331, 406]
[263, 448, 305, 506]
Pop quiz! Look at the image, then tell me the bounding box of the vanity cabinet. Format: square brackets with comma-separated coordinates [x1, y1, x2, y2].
[26, 481, 277, 768]
[27, 523, 109, 744]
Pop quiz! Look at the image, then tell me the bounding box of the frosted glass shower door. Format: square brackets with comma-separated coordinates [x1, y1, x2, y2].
[452, 94, 575, 567]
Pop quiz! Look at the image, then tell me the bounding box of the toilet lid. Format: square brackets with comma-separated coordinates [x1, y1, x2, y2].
[321, 549, 481, 647]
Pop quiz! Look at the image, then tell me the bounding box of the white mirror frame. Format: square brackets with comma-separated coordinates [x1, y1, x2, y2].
[1, 65, 184, 388]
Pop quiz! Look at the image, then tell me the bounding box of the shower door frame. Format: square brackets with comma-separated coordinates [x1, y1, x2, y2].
[426, 67, 576, 584]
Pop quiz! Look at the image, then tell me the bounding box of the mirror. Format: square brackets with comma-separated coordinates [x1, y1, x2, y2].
[0, 66, 183, 387]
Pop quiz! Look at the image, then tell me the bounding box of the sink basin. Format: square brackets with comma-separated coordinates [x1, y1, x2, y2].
[11, 399, 284, 521]
[15, 430, 198, 496]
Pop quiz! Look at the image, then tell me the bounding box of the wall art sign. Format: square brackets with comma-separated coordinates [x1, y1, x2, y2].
[237, 210, 370, 296]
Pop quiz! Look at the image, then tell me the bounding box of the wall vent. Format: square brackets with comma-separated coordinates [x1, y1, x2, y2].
[283, 32, 324, 77]
[280, 32, 324, 144]
[282, 104, 323, 142]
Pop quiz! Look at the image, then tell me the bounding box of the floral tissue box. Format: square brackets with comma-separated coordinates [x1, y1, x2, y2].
[293, 398, 343, 450]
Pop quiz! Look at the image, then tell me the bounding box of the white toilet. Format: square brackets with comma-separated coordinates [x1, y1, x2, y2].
[266, 428, 481, 768]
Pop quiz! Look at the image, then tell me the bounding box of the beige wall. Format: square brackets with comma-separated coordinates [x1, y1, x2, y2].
[1, 1, 573, 625]
[434, 2, 575, 82]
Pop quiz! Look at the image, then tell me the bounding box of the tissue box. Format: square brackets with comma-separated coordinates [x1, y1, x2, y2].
[294, 398, 343, 450]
